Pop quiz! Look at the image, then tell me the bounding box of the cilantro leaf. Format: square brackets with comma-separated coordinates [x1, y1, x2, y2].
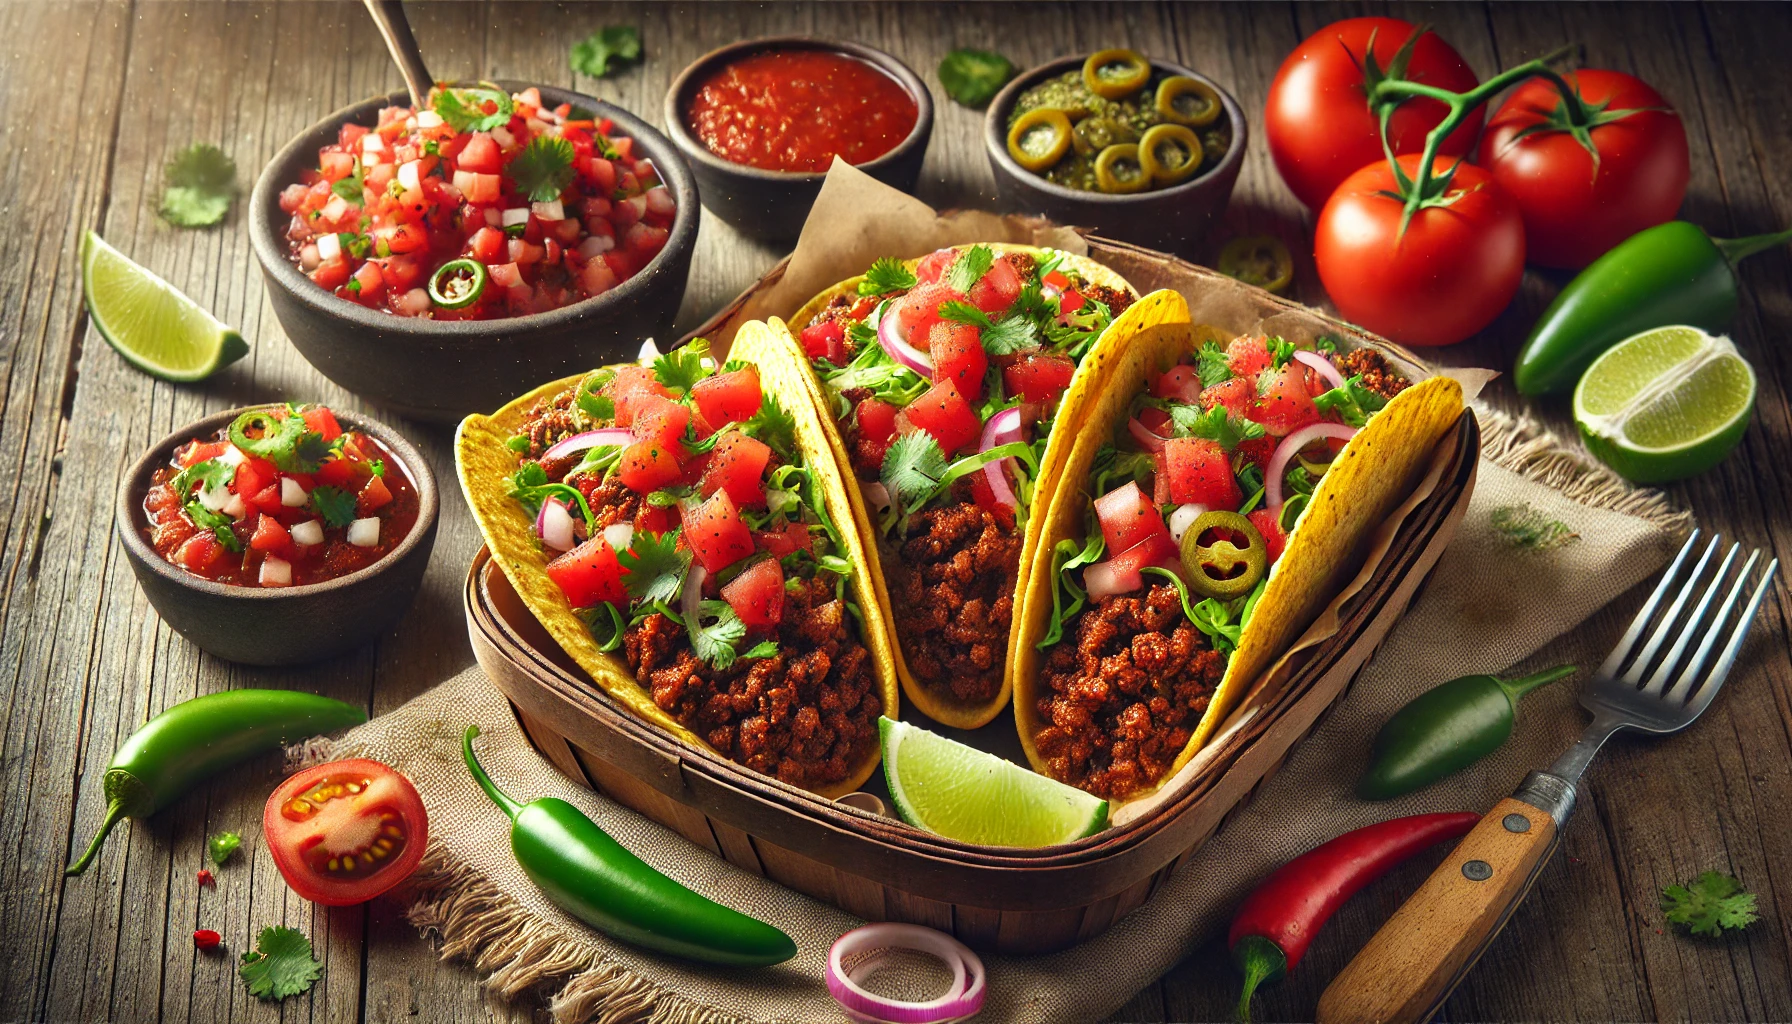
[689, 599, 746, 669]
[1662, 871, 1758, 937]
[331, 161, 365, 205]
[980, 313, 1041, 356]
[937, 300, 991, 328]
[1038, 532, 1105, 650]
[209, 831, 242, 865]
[943, 245, 995, 294]
[859, 257, 918, 297]
[618, 530, 688, 605]
[652, 337, 711, 393]
[432, 85, 514, 133]
[172, 458, 236, 497]
[1197, 340, 1233, 388]
[1267, 336, 1297, 368]
[938, 48, 1016, 108]
[506, 135, 576, 203]
[239, 925, 322, 1001]
[160, 143, 236, 228]
[880, 432, 947, 518]
[570, 24, 643, 78]
[746, 391, 798, 460]
[742, 639, 781, 660]
[1312, 375, 1390, 428]
[185, 502, 243, 553]
[1170, 403, 1266, 450]
[309, 485, 358, 528]
[286, 432, 337, 474]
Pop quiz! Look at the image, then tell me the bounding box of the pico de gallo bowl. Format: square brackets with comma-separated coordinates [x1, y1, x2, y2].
[118, 405, 439, 666]
[249, 84, 698, 422]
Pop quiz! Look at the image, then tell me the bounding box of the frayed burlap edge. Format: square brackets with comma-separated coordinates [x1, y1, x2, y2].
[1475, 405, 1693, 533]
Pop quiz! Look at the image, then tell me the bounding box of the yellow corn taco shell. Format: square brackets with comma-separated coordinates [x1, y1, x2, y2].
[454, 321, 901, 799]
[1011, 324, 1463, 800]
[772, 243, 1180, 730]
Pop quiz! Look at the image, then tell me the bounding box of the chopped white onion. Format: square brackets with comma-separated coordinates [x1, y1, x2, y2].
[501, 207, 531, 227]
[602, 523, 635, 552]
[360, 133, 386, 154]
[1083, 557, 1143, 601]
[491, 125, 516, 149]
[259, 556, 292, 588]
[221, 493, 247, 519]
[576, 234, 615, 259]
[290, 520, 325, 546]
[531, 199, 565, 221]
[637, 338, 660, 365]
[1168, 502, 1209, 543]
[196, 479, 232, 512]
[280, 477, 308, 507]
[484, 207, 502, 227]
[315, 232, 342, 261]
[215, 444, 245, 468]
[299, 243, 321, 271]
[321, 195, 350, 223]
[397, 160, 421, 192]
[346, 517, 381, 548]
[416, 109, 444, 129]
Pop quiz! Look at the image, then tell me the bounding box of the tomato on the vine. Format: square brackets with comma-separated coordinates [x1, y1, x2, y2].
[1266, 18, 1484, 210]
[1476, 69, 1689, 269]
[1315, 155, 1526, 347]
[264, 758, 428, 906]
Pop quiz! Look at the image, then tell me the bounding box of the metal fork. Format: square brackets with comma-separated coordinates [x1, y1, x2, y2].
[1317, 530, 1779, 1024]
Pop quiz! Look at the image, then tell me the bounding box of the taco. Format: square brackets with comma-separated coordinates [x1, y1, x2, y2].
[1011, 323, 1463, 802]
[455, 322, 900, 798]
[775, 243, 1178, 728]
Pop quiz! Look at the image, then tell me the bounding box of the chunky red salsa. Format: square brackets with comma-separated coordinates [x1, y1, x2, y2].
[143, 406, 418, 588]
[686, 50, 918, 172]
[278, 85, 676, 320]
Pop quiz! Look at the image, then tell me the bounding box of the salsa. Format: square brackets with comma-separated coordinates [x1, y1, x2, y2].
[278, 85, 676, 320]
[686, 50, 918, 172]
[143, 406, 419, 588]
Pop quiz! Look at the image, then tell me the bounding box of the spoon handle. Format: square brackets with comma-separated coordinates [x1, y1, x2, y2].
[361, 0, 434, 108]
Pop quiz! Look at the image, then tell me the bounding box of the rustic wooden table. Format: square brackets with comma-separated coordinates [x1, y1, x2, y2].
[3, 2, 1788, 1022]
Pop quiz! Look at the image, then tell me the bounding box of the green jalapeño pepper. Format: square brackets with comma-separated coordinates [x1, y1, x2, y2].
[67, 690, 366, 875]
[1516, 221, 1792, 396]
[1179, 511, 1268, 600]
[462, 725, 796, 966]
[1357, 666, 1576, 800]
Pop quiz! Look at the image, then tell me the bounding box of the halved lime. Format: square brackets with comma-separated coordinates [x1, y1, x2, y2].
[81, 231, 248, 381]
[879, 717, 1107, 847]
[1573, 325, 1755, 483]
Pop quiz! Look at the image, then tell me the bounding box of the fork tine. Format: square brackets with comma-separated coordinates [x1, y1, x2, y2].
[1643, 542, 1739, 695]
[1596, 529, 1702, 679]
[1620, 535, 1719, 685]
[1663, 549, 1755, 703]
[1681, 558, 1778, 716]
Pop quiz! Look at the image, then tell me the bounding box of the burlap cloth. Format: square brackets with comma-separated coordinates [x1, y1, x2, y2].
[296, 407, 1690, 1024]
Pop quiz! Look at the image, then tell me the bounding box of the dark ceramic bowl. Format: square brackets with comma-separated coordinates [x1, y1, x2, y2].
[984, 55, 1246, 255]
[663, 37, 933, 241]
[250, 84, 699, 424]
[117, 407, 438, 666]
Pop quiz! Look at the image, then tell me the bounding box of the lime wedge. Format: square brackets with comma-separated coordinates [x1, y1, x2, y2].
[81, 231, 248, 381]
[1573, 325, 1754, 483]
[879, 717, 1107, 846]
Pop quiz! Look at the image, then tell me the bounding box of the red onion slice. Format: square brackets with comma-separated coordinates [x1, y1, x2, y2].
[827, 923, 986, 1024]
[1265, 422, 1359, 511]
[681, 563, 707, 627]
[537, 497, 575, 552]
[877, 304, 934, 378]
[1127, 416, 1168, 454]
[542, 427, 633, 463]
[978, 406, 1024, 509]
[1294, 349, 1347, 391]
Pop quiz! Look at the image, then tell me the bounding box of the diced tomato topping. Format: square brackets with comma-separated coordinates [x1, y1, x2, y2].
[1201, 377, 1255, 419]
[319, 151, 356, 182]
[1003, 354, 1076, 403]
[800, 320, 850, 363]
[618, 440, 683, 493]
[249, 514, 291, 554]
[682, 490, 755, 574]
[300, 407, 342, 442]
[1248, 363, 1322, 437]
[902, 380, 981, 455]
[1042, 269, 1071, 291]
[1236, 436, 1278, 472]
[1152, 365, 1205, 403]
[1227, 336, 1275, 377]
[174, 533, 225, 572]
[701, 431, 771, 508]
[357, 475, 393, 514]
[629, 394, 691, 447]
[1138, 407, 1171, 435]
[968, 468, 1018, 530]
[545, 537, 627, 608]
[249, 483, 285, 515]
[854, 398, 899, 466]
[1058, 289, 1087, 315]
[914, 248, 956, 285]
[231, 457, 277, 498]
[1094, 480, 1171, 557]
[468, 226, 506, 263]
[927, 320, 987, 400]
[606, 366, 673, 427]
[721, 558, 785, 632]
[1247, 508, 1287, 564]
[968, 256, 1023, 314]
[315, 457, 358, 489]
[457, 132, 502, 174]
[690, 368, 762, 428]
[635, 504, 679, 534]
[1158, 437, 1242, 510]
[889, 282, 962, 346]
[177, 440, 230, 467]
[753, 521, 811, 557]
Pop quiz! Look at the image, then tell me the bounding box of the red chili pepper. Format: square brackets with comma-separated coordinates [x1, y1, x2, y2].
[1228, 811, 1479, 1021]
[193, 929, 221, 949]
[197, 868, 214, 887]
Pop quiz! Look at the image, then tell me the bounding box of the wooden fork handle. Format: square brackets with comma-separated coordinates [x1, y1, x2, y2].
[1315, 798, 1559, 1024]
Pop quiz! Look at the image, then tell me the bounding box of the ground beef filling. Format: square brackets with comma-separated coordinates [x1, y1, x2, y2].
[1034, 584, 1226, 800]
[1338, 349, 1412, 400]
[887, 495, 1021, 705]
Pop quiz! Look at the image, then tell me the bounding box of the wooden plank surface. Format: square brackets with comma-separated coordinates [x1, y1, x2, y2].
[0, 3, 1786, 1022]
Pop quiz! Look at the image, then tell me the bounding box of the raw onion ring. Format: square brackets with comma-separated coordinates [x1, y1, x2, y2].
[877, 303, 935, 377]
[1265, 423, 1358, 511]
[826, 923, 986, 1024]
[542, 427, 633, 463]
[977, 407, 1024, 509]
[1293, 349, 1347, 391]
[1127, 416, 1168, 454]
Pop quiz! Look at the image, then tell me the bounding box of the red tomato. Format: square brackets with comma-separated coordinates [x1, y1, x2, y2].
[1108, 531, 1180, 581]
[178, 440, 229, 467]
[249, 483, 285, 516]
[635, 504, 679, 535]
[753, 521, 811, 558]
[902, 380, 980, 455]
[927, 320, 987, 400]
[1151, 364, 1204, 403]
[1266, 18, 1484, 209]
[264, 758, 428, 906]
[721, 558, 785, 631]
[315, 457, 358, 489]
[457, 132, 502, 174]
[302, 406, 343, 441]
[1226, 336, 1274, 378]
[1201, 377, 1254, 419]
[174, 533, 224, 572]
[700, 431, 771, 508]
[1315, 155, 1526, 346]
[691, 368, 763, 427]
[1094, 480, 1171, 557]
[546, 536, 628, 607]
[855, 398, 899, 467]
[1004, 354, 1076, 403]
[682, 490, 755, 574]
[1475, 70, 1689, 269]
[1248, 508, 1288, 564]
[468, 226, 506, 263]
[607, 366, 673, 427]
[629, 394, 691, 447]
[358, 475, 392, 513]
[967, 468, 1016, 530]
[1057, 289, 1086, 315]
[968, 256, 1023, 313]
[231, 457, 276, 498]
[1248, 363, 1323, 436]
[1158, 438, 1242, 510]
[914, 248, 957, 285]
[800, 320, 849, 363]
[618, 440, 683, 493]
[249, 514, 291, 553]
[889, 282, 962, 345]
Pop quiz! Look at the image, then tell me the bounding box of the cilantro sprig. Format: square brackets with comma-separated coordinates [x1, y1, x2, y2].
[858, 257, 918, 297]
[618, 530, 688, 605]
[1196, 340, 1233, 388]
[432, 85, 514, 133]
[938, 48, 1016, 109]
[652, 337, 711, 393]
[1169, 403, 1266, 450]
[1662, 872, 1758, 937]
[506, 134, 576, 203]
[331, 161, 366, 206]
[943, 245, 994, 294]
[309, 485, 358, 528]
[689, 599, 748, 669]
[239, 925, 322, 1001]
[570, 24, 643, 78]
[879, 432, 948, 526]
[746, 391, 798, 460]
[1312, 375, 1390, 428]
[161, 144, 237, 228]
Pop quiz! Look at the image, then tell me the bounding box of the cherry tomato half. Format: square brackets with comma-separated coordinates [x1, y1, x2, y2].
[264, 758, 428, 906]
